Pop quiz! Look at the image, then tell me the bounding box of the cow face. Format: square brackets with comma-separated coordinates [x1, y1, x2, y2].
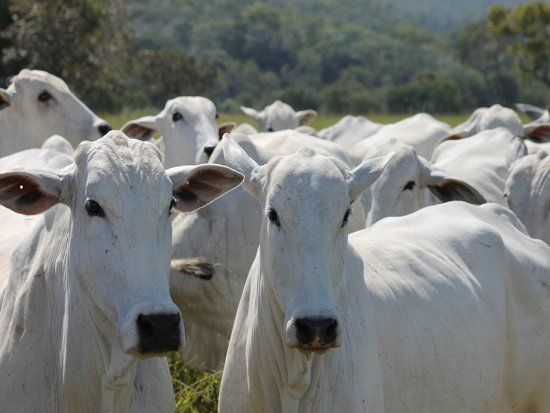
[1, 69, 111, 146]
[505, 150, 550, 244]
[223, 134, 388, 354]
[241, 100, 316, 132]
[123, 96, 222, 167]
[365, 142, 486, 226]
[0, 132, 243, 358]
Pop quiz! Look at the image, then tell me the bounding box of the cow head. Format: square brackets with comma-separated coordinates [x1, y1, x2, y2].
[0, 131, 243, 358]
[1, 69, 111, 147]
[364, 142, 486, 226]
[123, 96, 227, 167]
[222, 134, 389, 354]
[241, 100, 316, 132]
[505, 149, 550, 244]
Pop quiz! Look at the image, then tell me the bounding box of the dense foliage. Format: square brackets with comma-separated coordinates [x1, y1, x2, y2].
[1, 0, 547, 113]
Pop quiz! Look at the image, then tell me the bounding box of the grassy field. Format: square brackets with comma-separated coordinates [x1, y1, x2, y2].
[102, 110, 474, 131]
[99, 109, 481, 412]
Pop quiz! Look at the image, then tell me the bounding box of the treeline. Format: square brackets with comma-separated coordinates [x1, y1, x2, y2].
[0, 0, 547, 114]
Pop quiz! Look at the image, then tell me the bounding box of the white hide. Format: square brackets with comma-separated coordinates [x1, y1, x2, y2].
[241, 100, 317, 132]
[361, 140, 486, 226]
[348, 113, 450, 164]
[0, 69, 111, 157]
[169, 130, 368, 371]
[318, 115, 382, 147]
[233, 122, 259, 135]
[0, 132, 243, 412]
[449, 104, 550, 149]
[122, 96, 223, 167]
[0, 136, 74, 173]
[448, 104, 524, 139]
[431, 128, 527, 206]
[219, 139, 550, 412]
[505, 149, 550, 244]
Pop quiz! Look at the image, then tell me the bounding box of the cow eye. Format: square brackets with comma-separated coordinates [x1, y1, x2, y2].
[403, 181, 415, 191]
[215, 113, 219, 119]
[38, 91, 53, 102]
[172, 112, 183, 122]
[267, 208, 280, 227]
[267, 127, 274, 132]
[341, 207, 352, 228]
[85, 199, 105, 217]
[170, 198, 177, 213]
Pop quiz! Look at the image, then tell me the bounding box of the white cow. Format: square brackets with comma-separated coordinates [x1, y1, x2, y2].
[169, 130, 370, 371]
[361, 139, 486, 226]
[449, 104, 550, 149]
[348, 113, 450, 164]
[0, 136, 74, 173]
[0, 69, 111, 157]
[318, 115, 382, 147]
[220, 136, 550, 412]
[0, 132, 243, 412]
[241, 100, 317, 132]
[431, 128, 527, 206]
[122, 96, 233, 167]
[505, 149, 550, 244]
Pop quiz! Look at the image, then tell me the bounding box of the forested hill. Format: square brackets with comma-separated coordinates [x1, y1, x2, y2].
[126, 0, 526, 49]
[122, 0, 543, 114]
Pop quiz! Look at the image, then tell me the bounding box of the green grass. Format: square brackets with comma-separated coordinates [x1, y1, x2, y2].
[168, 354, 221, 412]
[102, 110, 472, 131]
[99, 109, 476, 412]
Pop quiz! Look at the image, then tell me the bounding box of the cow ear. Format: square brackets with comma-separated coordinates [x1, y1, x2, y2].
[240, 106, 260, 121]
[515, 103, 545, 121]
[218, 122, 236, 140]
[524, 124, 550, 143]
[122, 116, 158, 140]
[0, 170, 70, 215]
[222, 133, 265, 199]
[423, 168, 486, 205]
[505, 136, 527, 164]
[347, 153, 393, 202]
[167, 164, 243, 213]
[0, 88, 11, 110]
[295, 109, 317, 126]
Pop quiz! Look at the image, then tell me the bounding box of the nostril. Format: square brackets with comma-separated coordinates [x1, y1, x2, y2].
[204, 146, 216, 156]
[295, 317, 338, 346]
[98, 123, 112, 136]
[324, 319, 338, 342]
[137, 313, 154, 338]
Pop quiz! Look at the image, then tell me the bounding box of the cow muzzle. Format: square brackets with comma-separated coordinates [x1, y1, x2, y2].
[288, 316, 340, 354]
[137, 312, 181, 355]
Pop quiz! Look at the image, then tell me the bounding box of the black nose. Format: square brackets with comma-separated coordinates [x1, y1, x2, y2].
[97, 123, 112, 136]
[137, 313, 181, 354]
[204, 145, 216, 156]
[295, 317, 338, 347]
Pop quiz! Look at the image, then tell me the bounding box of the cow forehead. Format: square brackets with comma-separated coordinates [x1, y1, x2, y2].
[166, 97, 216, 115]
[75, 134, 170, 201]
[267, 150, 350, 210]
[12, 69, 70, 93]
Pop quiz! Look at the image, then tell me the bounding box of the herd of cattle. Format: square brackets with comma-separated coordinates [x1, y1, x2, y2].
[0, 69, 549, 412]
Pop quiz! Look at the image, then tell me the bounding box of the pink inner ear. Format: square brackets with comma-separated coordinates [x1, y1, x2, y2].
[123, 124, 154, 140]
[0, 175, 58, 215]
[526, 125, 550, 142]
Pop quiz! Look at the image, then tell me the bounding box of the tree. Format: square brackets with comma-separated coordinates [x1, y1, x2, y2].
[488, 2, 550, 87]
[1, 0, 131, 110]
[124, 49, 218, 108]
